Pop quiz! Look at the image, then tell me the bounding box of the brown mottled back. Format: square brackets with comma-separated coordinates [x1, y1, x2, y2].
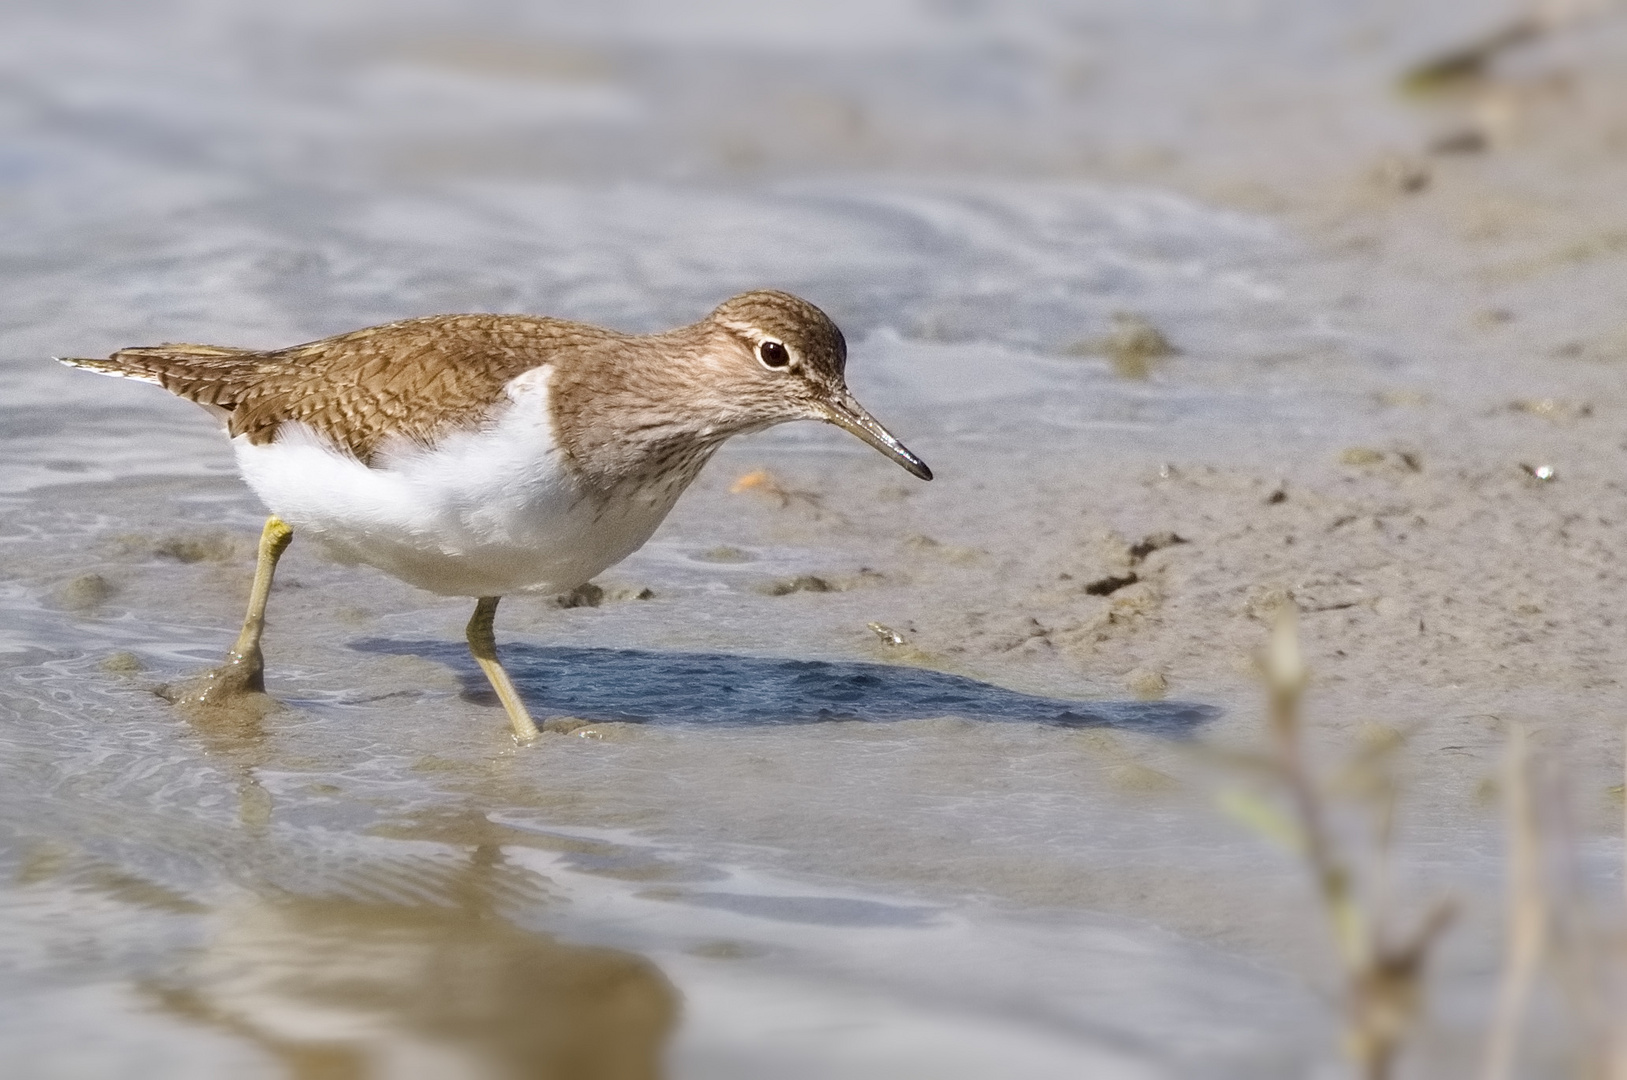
[64, 315, 621, 464]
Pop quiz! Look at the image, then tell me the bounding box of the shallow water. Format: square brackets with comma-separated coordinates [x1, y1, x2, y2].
[0, 0, 1573, 1076]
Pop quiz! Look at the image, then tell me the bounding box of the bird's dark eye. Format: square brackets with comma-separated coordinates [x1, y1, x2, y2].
[758, 340, 791, 369]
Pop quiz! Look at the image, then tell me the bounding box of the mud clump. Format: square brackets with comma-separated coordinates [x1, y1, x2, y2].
[555, 583, 655, 607]
[692, 545, 753, 564]
[1128, 532, 1186, 562]
[333, 606, 375, 626]
[1107, 762, 1179, 793]
[1508, 398, 1592, 423]
[1340, 447, 1387, 467]
[1245, 586, 1295, 622]
[1125, 667, 1168, 699]
[154, 660, 282, 728]
[111, 532, 244, 563]
[100, 651, 144, 674]
[758, 575, 833, 596]
[541, 717, 604, 738]
[1398, 16, 1542, 96]
[154, 533, 242, 563]
[758, 569, 884, 597]
[55, 573, 118, 611]
[1084, 573, 1139, 597]
[540, 717, 632, 742]
[905, 534, 982, 564]
[556, 583, 605, 608]
[1068, 312, 1180, 379]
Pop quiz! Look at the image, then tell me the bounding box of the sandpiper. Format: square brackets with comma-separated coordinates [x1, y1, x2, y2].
[61, 291, 931, 741]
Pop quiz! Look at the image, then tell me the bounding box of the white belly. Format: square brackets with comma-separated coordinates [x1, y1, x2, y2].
[232, 367, 685, 597]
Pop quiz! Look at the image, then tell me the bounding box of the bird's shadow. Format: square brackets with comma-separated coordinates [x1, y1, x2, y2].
[351, 639, 1219, 738]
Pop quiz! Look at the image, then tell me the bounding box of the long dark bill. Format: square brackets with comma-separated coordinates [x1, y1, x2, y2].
[820, 390, 933, 481]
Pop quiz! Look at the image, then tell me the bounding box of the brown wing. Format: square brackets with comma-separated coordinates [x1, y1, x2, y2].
[62, 315, 619, 464]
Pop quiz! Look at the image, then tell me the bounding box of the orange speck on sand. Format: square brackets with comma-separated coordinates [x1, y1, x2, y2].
[730, 470, 778, 495]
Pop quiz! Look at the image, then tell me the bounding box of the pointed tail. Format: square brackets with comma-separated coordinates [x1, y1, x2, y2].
[56, 343, 260, 409]
[58, 343, 253, 379]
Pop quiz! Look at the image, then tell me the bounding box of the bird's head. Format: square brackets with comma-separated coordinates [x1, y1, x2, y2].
[698, 290, 931, 481]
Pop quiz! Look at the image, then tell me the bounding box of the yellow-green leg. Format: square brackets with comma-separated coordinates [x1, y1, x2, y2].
[176, 515, 293, 706]
[466, 596, 540, 743]
[224, 516, 294, 692]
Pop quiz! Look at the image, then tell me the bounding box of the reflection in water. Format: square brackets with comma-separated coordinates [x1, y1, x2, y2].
[170, 681, 284, 832]
[153, 893, 677, 1080]
[139, 702, 680, 1080]
[354, 640, 1219, 736]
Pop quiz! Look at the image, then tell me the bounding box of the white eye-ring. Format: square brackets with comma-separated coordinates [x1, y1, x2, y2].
[757, 339, 792, 369]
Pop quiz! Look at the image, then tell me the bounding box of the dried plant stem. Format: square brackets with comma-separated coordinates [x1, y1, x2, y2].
[1480, 724, 1545, 1080]
[1264, 606, 1453, 1080]
[1269, 635, 1367, 969]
